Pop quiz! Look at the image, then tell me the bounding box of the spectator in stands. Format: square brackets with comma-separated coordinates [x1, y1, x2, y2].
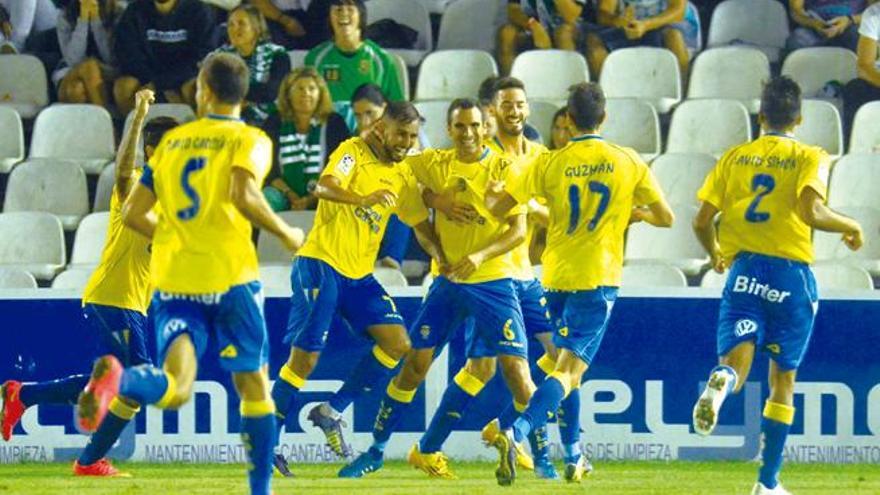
[478, 76, 543, 142]
[351, 82, 387, 137]
[0, 0, 57, 53]
[53, 0, 119, 109]
[305, 0, 404, 130]
[262, 68, 349, 212]
[586, 0, 689, 76]
[250, 0, 319, 49]
[112, 0, 216, 115]
[0, 4, 14, 53]
[843, 1, 880, 137]
[550, 105, 573, 149]
[787, 0, 866, 51]
[213, 4, 290, 126]
[498, 0, 586, 74]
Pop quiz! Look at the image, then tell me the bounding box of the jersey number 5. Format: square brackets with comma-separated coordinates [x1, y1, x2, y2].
[177, 157, 207, 221]
[745, 174, 775, 223]
[567, 181, 611, 234]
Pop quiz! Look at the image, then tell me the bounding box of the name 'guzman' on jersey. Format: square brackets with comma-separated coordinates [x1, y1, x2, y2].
[141, 116, 272, 294]
[506, 135, 664, 291]
[297, 137, 429, 280]
[697, 134, 829, 265]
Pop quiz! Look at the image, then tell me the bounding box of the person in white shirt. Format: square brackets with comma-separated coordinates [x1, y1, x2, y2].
[843, 2, 880, 139]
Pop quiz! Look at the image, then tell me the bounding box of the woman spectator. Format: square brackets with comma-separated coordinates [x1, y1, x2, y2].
[351, 82, 387, 138]
[263, 68, 349, 212]
[54, 0, 119, 109]
[214, 4, 290, 126]
[550, 106, 573, 149]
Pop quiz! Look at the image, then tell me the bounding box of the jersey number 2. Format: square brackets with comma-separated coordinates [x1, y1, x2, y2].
[745, 174, 775, 223]
[567, 181, 611, 234]
[177, 157, 207, 221]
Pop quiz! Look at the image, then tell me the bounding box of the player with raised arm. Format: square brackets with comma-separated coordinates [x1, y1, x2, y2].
[691, 76, 863, 495]
[0, 89, 176, 477]
[486, 82, 674, 485]
[76, 53, 303, 495]
[269, 102, 446, 477]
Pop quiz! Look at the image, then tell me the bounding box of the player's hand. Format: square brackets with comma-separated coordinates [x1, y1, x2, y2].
[134, 89, 155, 117]
[843, 224, 863, 251]
[361, 189, 398, 208]
[448, 253, 485, 281]
[279, 15, 306, 37]
[282, 226, 305, 253]
[629, 206, 647, 225]
[709, 249, 726, 274]
[433, 192, 478, 224]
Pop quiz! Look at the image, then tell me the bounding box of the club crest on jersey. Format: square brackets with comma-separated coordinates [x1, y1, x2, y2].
[734, 319, 758, 337]
[336, 154, 355, 176]
[359, 59, 371, 75]
[420, 325, 431, 339]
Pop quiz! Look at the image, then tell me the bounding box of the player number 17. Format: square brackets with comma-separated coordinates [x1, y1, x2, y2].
[567, 181, 611, 234]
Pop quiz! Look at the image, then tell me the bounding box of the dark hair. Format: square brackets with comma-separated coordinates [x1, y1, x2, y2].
[552, 106, 569, 123]
[65, 0, 118, 28]
[383, 101, 423, 125]
[352, 83, 387, 106]
[478, 76, 500, 106]
[143, 117, 179, 149]
[229, 4, 270, 43]
[329, 0, 368, 35]
[201, 53, 250, 105]
[567, 82, 606, 131]
[492, 77, 526, 101]
[761, 76, 802, 130]
[446, 98, 484, 125]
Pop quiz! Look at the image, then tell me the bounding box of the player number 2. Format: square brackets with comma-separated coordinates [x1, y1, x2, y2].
[744, 174, 775, 223]
[177, 157, 207, 221]
[567, 181, 611, 234]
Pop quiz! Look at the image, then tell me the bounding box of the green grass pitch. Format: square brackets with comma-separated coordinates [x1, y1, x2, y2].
[0, 461, 878, 494]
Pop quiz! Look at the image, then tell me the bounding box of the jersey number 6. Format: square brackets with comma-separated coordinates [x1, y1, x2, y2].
[567, 181, 611, 234]
[177, 157, 207, 221]
[745, 173, 775, 223]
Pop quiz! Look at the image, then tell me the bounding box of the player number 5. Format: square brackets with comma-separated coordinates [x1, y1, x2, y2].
[177, 157, 207, 221]
[567, 181, 611, 234]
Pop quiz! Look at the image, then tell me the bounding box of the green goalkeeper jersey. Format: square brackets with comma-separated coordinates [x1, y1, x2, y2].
[305, 39, 404, 104]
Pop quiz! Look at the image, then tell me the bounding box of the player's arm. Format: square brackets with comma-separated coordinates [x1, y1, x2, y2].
[314, 175, 397, 208]
[797, 187, 863, 250]
[485, 183, 519, 219]
[630, 198, 675, 228]
[230, 167, 304, 253]
[529, 225, 547, 265]
[692, 201, 724, 273]
[122, 182, 159, 239]
[412, 220, 449, 270]
[422, 187, 479, 224]
[448, 213, 527, 281]
[116, 89, 154, 199]
[527, 199, 550, 227]
[856, 35, 880, 87]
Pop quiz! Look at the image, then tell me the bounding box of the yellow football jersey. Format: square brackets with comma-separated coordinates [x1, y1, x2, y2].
[408, 147, 526, 284]
[145, 116, 272, 294]
[697, 134, 829, 264]
[298, 138, 430, 279]
[507, 135, 664, 291]
[82, 174, 152, 314]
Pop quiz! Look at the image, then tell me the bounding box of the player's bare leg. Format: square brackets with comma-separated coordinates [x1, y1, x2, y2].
[693, 340, 755, 436]
[234, 367, 277, 495]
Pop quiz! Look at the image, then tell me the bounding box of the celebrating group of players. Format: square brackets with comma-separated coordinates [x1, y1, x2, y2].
[0, 50, 866, 495]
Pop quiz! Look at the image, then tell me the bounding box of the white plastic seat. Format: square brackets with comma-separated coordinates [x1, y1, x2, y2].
[511, 50, 589, 101]
[0, 212, 66, 280]
[259, 265, 292, 294]
[401, 260, 429, 279]
[650, 153, 717, 206]
[0, 107, 24, 173]
[414, 101, 452, 148]
[374, 267, 408, 289]
[603, 98, 661, 162]
[814, 206, 880, 274]
[688, 47, 771, 113]
[781, 47, 858, 98]
[121, 103, 195, 143]
[528, 100, 563, 146]
[70, 212, 110, 266]
[700, 269, 728, 288]
[421, 273, 434, 288]
[93, 163, 117, 212]
[289, 50, 308, 68]
[51, 268, 94, 290]
[827, 154, 880, 209]
[437, 0, 503, 52]
[30, 104, 115, 174]
[667, 99, 752, 158]
[625, 204, 708, 275]
[621, 263, 688, 288]
[599, 47, 682, 113]
[707, 0, 789, 63]
[391, 52, 411, 99]
[4, 160, 89, 230]
[811, 264, 873, 291]
[0, 267, 38, 289]
[0, 54, 49, 118]
[257, 211, 317, 265]
[794, 99, 843, 159]
[368, 0, 432, 66]
[416, 50, 498, 101]
[849, 101, 880, 154]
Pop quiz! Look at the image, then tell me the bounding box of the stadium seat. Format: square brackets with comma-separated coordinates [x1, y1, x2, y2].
[781, 47, 858, 98]
[289, 50, 308, 69]
[51, 267, 93, 291]
[621, 263, 688, 288]
[391, 52, 411, 100]
[700, 269, 727, 288]
[511, 50, 589, 101]
[70, 212, 110, 267]
[666, 99, 752, 158]
[599, 47, 682, 114]
[259, 265, 292, 294]
[0, 267, 38, 289]
[688, 47, 771, 113]
[418, 0, 454, 14]
[625, 204, 709, 275]
[437, 0, 503, 52]
[811, 263, 873, 291]
[416, 50, 498, 101]
[0, 54, 49, 118]
[849, 101, 880, 154]
[650, 153, 716, 206]
[30, 104, 115, 174]
[257, 211, 316, 265]
[0, 212, 66, 281]
[401, 259, 429, 279]
[373, 267, 408, 289]
[814, 206, 880, 275]
[827, 154, 880, 210]
[706, 0, 789, 63]
[421, 273, 434, 288]
[0, 107, 24, 173]
[122, 103, 196, 143]
[528, 100, 562, 146]
[414, 100, 452, 148]
[93, 163, 116, 212]
[367, 0, 432, 66]
[794, 99, 843, 159]
[603, 98, 661, 162]
[3, 160, 89, 230]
